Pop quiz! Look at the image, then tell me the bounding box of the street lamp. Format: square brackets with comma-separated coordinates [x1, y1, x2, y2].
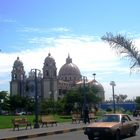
[110, 81, 116, 113]
[83, 76, 87, 109]
[82, 76, 89, 123]
[49, 91, 55, 115]
[31, 68, 42, 128]
[93, 73, 96, 80]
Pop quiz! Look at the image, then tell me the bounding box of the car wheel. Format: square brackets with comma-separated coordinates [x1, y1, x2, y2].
[130, 127, 136, 136]
[114, 130, 121, 140]
[88, 135, 94, 140]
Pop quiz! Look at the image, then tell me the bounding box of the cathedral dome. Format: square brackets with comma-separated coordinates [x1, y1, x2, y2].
[92, 79, 104, 92]
[58, 55, 81, 81]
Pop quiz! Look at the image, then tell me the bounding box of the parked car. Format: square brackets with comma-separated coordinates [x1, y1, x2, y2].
[84, 113, 139, 140]
[15, 112, 26, 116]
[0, 110, 9, 115]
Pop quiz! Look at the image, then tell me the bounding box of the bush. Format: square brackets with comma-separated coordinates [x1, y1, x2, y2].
[96, 109, 106, 116]
[106, 108, 112, 112]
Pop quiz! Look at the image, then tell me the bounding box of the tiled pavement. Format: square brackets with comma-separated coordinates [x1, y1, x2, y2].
[0, 122, 88, 140]
[1, 116, 139, 140]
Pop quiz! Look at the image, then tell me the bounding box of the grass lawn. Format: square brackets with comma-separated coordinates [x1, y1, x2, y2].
[0, 115, 71, 129]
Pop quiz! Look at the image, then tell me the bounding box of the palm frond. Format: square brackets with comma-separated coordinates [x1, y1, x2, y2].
[101, 32, 140, 69]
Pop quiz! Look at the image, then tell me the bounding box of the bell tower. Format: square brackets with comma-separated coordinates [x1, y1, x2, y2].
[10, 57, 26, 96]
[42, 53, 58, 100]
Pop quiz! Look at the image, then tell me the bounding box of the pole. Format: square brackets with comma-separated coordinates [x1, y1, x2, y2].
[83, 76, 89, 124]
[110, 81, 116, 114]
[112, 85, 116, 113]
[32, 69, 40, 128]
[83, 76, 86, 109]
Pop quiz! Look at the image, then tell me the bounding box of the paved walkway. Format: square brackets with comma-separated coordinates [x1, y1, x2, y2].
[0, 122, 88, 140]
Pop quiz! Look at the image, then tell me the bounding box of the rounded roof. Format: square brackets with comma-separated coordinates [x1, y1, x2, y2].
[13, 57, 23, 67]
[44, 53, 55, 64]
[45, 53, 55, 61]
[59, 63, 81, 75]
[58, 55, 81, 77]
[92, 79, 104, 92]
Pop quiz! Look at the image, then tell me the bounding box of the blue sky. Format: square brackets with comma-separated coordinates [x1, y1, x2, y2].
[0, 0, 140, 100]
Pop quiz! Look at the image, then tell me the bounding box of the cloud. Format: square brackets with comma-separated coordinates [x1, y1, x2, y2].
[19, 27, 41, 33]
[0, 17, 16, 23]
[27, 35, 122, 72]
[0, 33, 140, 99]
[51, 27, 71, 32]
[18, 26, 71, 34]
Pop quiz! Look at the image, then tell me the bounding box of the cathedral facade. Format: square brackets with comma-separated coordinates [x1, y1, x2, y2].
[10, 53, 105, 101]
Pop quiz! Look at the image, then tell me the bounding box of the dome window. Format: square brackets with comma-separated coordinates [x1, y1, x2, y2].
[46, 70, 49, 76]
[13, 74, 17, 80]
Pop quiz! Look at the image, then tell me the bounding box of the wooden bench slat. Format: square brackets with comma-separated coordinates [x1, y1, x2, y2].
[71, 113, 83, 123]
[71, 112, 96, 123]
[12, 117, 32, 131]
[40, 116, 57, 127]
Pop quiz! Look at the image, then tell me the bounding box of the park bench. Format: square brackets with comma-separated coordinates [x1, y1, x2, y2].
[71, 113, 83, 123]
[71, 112, 96, 123]
[12, 117, 32, 131]
[89, 112, 96, 121]
[40, 115, 57, 127]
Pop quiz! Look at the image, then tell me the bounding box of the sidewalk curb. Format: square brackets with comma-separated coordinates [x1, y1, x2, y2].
[0, 127, 85, 140]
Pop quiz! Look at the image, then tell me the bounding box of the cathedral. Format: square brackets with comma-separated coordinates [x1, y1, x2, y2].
[10, 53, 105, 102]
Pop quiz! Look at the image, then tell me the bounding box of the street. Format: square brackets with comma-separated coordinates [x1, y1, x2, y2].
[24, 128, 140, 140]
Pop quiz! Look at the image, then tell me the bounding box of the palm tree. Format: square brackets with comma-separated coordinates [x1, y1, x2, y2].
[101, 32, 140, 71]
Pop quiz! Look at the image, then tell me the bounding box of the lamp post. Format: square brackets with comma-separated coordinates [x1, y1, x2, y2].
[82, 76, 89, 123]
[83, 76, 87, 108]
[110, 81, 116, 113]
[49, 90, 55, 115]
[93, 73, 96, 80]
[31, 68, 41, 128]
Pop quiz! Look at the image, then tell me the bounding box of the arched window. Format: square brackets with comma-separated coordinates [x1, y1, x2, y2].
[21, 74, 24, 80]
[46, 70, 49, 76]
[13, 74, 17, 80]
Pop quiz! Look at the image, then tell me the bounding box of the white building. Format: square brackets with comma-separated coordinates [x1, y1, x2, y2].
[10, 53, 105, 101]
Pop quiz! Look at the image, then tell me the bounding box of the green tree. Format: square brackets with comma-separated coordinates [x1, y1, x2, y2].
[88, 87, 101, 104]
[7, 95, 32, 114]
[23, 96, 35, 113]
[9, 95, 22, 113]
[40, 99, 48, 114]
[135, 96, 140, 109]
[62, 87, 101, 115]
[63, 90, 82, 114]
[101, 32, 140, 71]
[0, 91, 8, 99]
[114, 94, 128, 103]
[40, 98, 60, 115]
[55, 99, 65, 114]
[0, 91, 9, 111]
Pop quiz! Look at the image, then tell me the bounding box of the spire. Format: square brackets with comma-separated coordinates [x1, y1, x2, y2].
[48, 52, 51, 56]
[93, 73, 96, 80]
[66, 54, 72, 64]
[68, 53, 70, 58]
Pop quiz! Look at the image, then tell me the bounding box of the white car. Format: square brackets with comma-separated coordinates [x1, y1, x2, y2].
[16, 112, 26, 115]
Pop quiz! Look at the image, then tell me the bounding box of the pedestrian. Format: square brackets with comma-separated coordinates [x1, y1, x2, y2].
[133, 110, 138, 117]
[83, 106, 90, 124]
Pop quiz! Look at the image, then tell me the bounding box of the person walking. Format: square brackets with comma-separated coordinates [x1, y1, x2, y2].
[83, 106, 90, 124]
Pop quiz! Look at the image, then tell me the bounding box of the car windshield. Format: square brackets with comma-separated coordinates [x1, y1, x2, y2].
[98, 115, 120, 122]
